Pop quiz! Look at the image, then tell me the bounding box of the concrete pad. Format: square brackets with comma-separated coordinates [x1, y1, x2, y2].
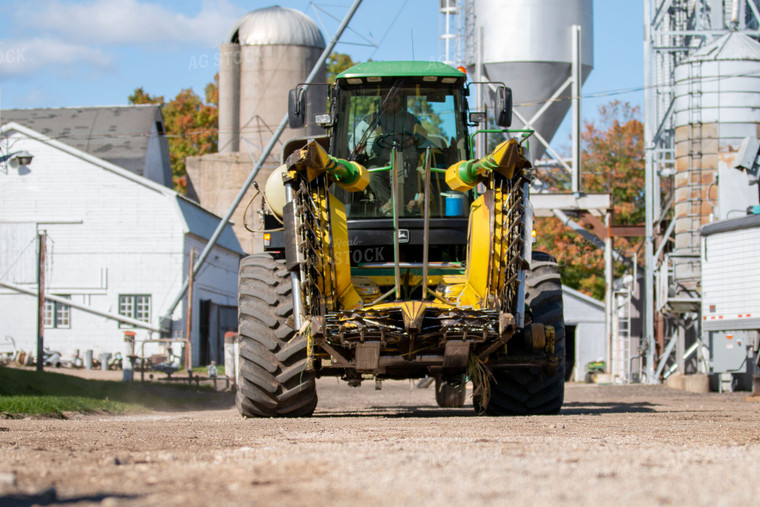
[684, 374, 711, 393]
[665, 373, 686, 391]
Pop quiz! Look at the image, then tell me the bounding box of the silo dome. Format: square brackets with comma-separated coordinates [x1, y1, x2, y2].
[228, 6, 326, 48]
[218, 5, 327, 156]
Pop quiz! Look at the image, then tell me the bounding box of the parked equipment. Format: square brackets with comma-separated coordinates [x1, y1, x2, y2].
[236, 61, 566, 417]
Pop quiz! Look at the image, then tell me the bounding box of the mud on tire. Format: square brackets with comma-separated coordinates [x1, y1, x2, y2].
[235, 253, 317, 417]
[480, 251, 565, 416]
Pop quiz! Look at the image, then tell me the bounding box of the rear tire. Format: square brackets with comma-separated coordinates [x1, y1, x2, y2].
[435, 376, 466, 408]
[236, 253, 317, 417]
[479, 251, 566, 416]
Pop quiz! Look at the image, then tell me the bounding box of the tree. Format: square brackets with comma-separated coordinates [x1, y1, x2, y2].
[128, 87, 163, 106]
[128, 75, 219, 193]
[327, 52, 356, 83]
[533, 100, 644, 299]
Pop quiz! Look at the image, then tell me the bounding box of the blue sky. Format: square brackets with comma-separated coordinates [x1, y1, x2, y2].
[0, 0, 644, 152]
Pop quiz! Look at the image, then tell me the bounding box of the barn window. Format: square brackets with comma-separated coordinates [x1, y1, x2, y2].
[44, 296, 71, 328]
[118, 294, 151, 327]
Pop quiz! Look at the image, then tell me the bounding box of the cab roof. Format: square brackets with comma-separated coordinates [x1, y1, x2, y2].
[336, 61, 466, 81]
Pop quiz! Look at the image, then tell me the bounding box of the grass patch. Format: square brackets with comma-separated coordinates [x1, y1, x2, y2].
[191, 365, 226, 375]
[0, 396, 134, 418]
[0, 366, 227, 418]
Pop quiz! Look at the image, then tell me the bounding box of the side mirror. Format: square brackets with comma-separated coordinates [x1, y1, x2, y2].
[288, 88, 306, 128]
[495, 86, 513, 127]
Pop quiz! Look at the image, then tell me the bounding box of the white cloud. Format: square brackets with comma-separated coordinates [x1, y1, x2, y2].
[17, 0, 240, 47]
[0, 38, 112, 78]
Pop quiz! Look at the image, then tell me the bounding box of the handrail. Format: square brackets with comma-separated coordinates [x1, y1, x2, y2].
[469, 128, 534, 155]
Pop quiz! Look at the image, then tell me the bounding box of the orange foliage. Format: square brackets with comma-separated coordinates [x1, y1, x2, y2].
[129, 74, 219, 193]
[533, 101, 644, 299]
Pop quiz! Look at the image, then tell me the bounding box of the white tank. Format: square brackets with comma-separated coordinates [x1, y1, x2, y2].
[671, 31, 760, 291]
[218, 6, 327, 155]
[468, 0, 593, 159]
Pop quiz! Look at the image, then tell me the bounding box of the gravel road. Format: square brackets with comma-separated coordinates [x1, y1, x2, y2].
[1, 378, 759, 506]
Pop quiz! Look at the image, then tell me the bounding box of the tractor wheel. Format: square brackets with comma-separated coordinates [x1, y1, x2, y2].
[235, 253, 317, 417]
[435, 375, 466, 408]
[478, 251, 566, 416]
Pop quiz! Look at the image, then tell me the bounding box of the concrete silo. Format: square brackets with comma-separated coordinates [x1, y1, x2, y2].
[219, 6, 326, 153]
[187, 6, 327, 254]
[467, 0, 593, 162]
[671, 32, 760, 300]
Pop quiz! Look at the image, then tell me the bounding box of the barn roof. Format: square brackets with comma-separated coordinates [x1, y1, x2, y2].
[1, 105, 169, 182]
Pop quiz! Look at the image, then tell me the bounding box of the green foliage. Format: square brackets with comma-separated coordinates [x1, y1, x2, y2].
[327, 52, 356, 83]
[534, 100, 644, 299]
[0, 366, 218, 417]
[128, 75, 219, 193]
[128, 87, 163, 105]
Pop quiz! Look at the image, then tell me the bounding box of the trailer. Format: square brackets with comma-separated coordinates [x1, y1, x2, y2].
[701, 214, 760, 393]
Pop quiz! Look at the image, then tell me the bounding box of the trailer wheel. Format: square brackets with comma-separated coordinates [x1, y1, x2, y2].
[435, 375, 466, 408]
[478, 251, 565, 416]
[235, 253, 317, 417]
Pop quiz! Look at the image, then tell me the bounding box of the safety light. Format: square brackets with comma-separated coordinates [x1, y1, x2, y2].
[264, 233, 271, 247]
[456, 66, 467, 74]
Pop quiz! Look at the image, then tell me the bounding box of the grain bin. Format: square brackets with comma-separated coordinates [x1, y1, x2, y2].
[468, 0, 593, 159]
[672, 32, 760, 293]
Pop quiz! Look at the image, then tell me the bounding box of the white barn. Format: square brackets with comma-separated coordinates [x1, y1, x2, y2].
[0, 122, 243, 367]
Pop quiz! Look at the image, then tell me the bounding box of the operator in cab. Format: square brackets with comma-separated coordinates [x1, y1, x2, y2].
[349, 92, 429, 214]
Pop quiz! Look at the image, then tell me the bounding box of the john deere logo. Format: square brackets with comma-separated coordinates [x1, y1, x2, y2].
[398, 229, 409, 243]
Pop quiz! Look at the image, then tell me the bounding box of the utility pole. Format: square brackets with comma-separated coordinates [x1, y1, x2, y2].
[36, 231, 47, 372]
[185, 249, 195, 372]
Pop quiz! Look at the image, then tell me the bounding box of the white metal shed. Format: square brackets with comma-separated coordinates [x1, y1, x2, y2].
[562, 285, 606, 382]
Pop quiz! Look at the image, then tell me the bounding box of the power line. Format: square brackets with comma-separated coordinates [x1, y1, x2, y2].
[6, 66, 760, 145]
[368, 0, 411, 60]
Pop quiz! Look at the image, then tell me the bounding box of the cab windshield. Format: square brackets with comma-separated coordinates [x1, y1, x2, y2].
[332, 81, 470, 219]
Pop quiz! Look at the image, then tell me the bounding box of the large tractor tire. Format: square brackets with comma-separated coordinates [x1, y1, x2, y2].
[235, 253, 317, 417]
[479, 251, 566, 416]
[435, 376, 467, 408]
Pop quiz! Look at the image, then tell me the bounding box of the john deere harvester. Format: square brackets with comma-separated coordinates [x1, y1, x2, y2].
[236, 61, 565, 417]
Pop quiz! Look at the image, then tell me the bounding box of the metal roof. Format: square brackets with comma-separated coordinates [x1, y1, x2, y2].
[1, 105, 168, 180]
[685, 31, 760, 62]
[337, 61, 465, 80]
[562, 285, 605, 310]
[701, 213, 760, 236]
[228, 6, 325, 48]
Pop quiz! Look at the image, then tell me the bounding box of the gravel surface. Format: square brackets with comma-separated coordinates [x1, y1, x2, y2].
[1, 378, 759, 506]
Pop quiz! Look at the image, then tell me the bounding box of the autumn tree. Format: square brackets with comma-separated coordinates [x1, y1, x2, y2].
[129, 75, 219, 193]
[533, 100, 645, 299]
